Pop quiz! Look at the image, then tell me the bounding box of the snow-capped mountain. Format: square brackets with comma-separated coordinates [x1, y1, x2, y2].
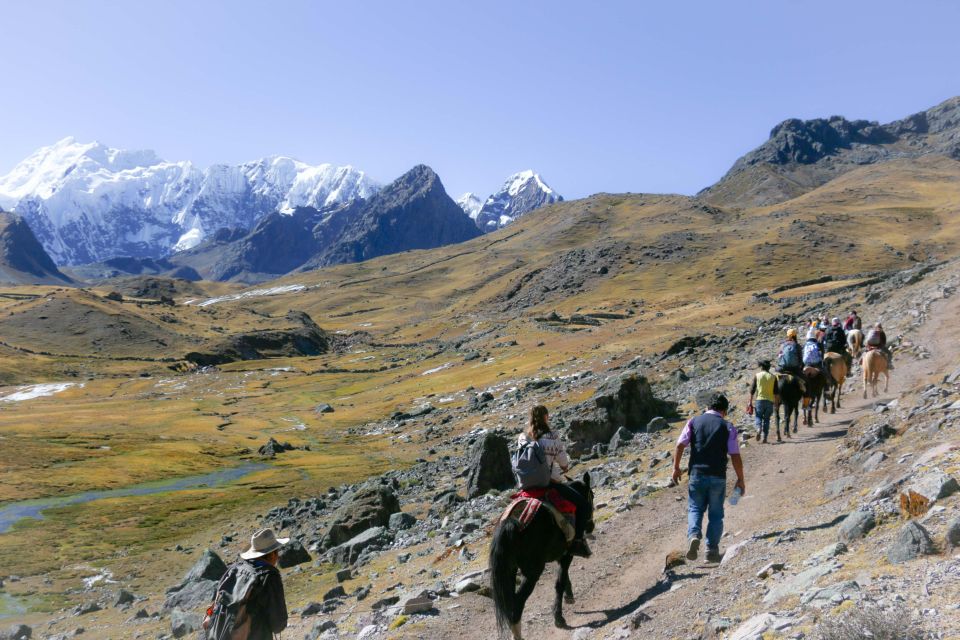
[455, 192, 484, 220]
[461, 171, 562, 233]
[0, 138, 378, 265]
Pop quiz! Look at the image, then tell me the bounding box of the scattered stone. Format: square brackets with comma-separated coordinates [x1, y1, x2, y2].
[0, 625, 31, 640]
[164, 549, 227, 611]
[114, 589, 136, 607]
[887, 521, 935, 563]
[646, 417, 669, 432]
[314, 403, 335, 414]
[806, 542, 847, 565]
[371, 595, 400, 610]
[388, 512, 417, 530]
[861, 450, 887, 472]
[170, 608, 200, 638]
[465, 431, 514, 498]
[335, 568, 353, 583]
[763, 562, 836, 604]
[825, 475, 856, 497]
[609, 426, 633, 452]
[278, 539, 312, 568]
[258, 437, 295, 457]
[322, 483, 400, 548]
[908, 469, 960, 503]
[306, 620, 337, 639]
[756, 562, 785, 579]
[301, 602, 323, 617]
[323, 585, 347, 601]
[801, 580, 860, 606]
[328, 526, 392, 566]
[838, 509, 876, 542]
[729, 613, 797, 640]
[182, 548, 227, 583]
[73, 602, 101, 616]
[946, 517, 960, 547]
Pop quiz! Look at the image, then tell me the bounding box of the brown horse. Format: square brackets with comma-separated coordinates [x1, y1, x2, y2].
[847, 329, 864, 362]
[862, 349, 890, 398]
[823, 352, 848, 413]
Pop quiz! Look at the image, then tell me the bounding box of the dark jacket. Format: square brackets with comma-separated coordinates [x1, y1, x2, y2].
[824, 325, 846, 353]
[688, 412, 731, 478]
[247, 560, 287, 640]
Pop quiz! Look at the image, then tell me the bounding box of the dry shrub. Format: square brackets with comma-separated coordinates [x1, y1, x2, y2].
[813, 605, 928, 640]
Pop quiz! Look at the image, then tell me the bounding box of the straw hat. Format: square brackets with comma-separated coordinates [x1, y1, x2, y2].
[240, 528, 289, 560]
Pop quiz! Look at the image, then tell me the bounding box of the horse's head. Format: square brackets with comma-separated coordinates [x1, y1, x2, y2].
[570, 471, 595, 534]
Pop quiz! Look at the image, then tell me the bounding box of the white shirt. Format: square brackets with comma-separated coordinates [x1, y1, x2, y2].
[518, 430, 570, 483]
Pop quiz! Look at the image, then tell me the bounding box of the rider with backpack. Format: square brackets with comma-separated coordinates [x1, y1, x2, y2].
[823, 317, 850, 369]
[202, 528, 288, 640]
[777, 328, 803, 378]
[514, 405, 591, 557]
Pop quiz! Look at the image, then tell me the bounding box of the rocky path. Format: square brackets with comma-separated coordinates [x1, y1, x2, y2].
[424, 279, 959, 639]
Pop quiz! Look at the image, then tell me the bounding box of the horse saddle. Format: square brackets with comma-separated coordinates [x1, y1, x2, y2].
[802, 366, 821, 378]
[501, 490, 576, 543]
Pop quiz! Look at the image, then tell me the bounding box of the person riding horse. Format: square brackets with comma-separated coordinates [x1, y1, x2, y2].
[823, 317, 851, 371]
[518, 406, 592, 557]
[843, 310, 862, 331]
[866, 322, 893, 370]
[777, 328, 803, 378]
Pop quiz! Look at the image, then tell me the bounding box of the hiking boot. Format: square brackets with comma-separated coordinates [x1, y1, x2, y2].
[755, 431, 761, 442]
[706, 547, 722, 563]
[686, 536, 700, 560]
[569, 538, 592, 558]
[762, 437, 768, 444]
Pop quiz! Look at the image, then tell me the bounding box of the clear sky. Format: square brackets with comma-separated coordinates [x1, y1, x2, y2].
[1, 0, 958, 200]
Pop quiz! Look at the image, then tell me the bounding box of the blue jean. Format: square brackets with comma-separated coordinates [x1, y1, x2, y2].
[687, 474, 726, 549]
[754, 399, 774, 439]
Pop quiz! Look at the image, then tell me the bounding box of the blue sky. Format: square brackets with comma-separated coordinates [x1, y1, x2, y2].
[1, 0, 958, 199]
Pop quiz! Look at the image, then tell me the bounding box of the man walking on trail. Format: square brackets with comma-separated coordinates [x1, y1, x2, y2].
[748, 360, 779, 443]
[672, 392, 746, 563]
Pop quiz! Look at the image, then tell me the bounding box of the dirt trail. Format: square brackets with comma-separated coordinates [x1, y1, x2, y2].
[428, 284, 959, 639]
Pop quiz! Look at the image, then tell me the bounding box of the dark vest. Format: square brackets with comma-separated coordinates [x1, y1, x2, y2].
[688, 412, 730, 478]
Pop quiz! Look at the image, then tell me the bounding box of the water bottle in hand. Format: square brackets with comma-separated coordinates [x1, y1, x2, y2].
[729, 487, 743, 506]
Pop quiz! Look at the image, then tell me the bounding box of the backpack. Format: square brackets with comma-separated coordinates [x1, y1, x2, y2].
[802, 341, 822, 365]
[512, 440, 551, 489]
[778, 342, 801, 369]
[202, 561, 261, 640]
[825, 327, 845, 353]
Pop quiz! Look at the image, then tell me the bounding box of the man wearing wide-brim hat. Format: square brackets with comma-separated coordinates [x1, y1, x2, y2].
[224, 528, 290, 639]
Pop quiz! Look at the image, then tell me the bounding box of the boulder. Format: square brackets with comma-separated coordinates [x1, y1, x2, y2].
[946, 517, 960, 547]
[805, 542, 847, 565]
[763, 563, 836, 604]
[646, 417, 669, 432]
[838, 509, 875, 542]
[388, 512, 417, 531]
[824, 475, 855, 497]
[609, 426, 633, 451]
[323, 483, 400, 548]
[170, 608, 200, 638]
[728, 613, 797, 640]
[164, 579, 217, 611]
[887, 521, 935, 564]
[278, 539, 312, 568]
[861, 451, 887, 472]
[114, 589, 136, 607]
[323, 585, 347, 601]
[908, 469, 960, 503]
[314, 403, 335, 414]
[800, 580, 860, 606]
[258, 437, 294, 457]
[335, 568, 353, 583]
[328, 527, 392, 566]
[393, 590, 435, 615]
[0, 625, 31, 640]
[306, 620, 338, 640]
[465, 432, 514, 498]
[563, 374, 673, 453]
[182, 549, 227, 584]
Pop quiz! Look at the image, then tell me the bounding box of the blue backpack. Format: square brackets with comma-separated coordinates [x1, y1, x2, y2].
[802, 341, 822, 365]
[778, 342, 801, 369]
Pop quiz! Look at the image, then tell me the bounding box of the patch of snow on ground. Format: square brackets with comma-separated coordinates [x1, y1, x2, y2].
[421, 362, 454, 376]
[190, 284, 307, 307]
[0, 382, 82, 402]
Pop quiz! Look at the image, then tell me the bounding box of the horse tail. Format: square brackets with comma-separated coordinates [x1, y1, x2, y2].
[490, 518, 521, 635]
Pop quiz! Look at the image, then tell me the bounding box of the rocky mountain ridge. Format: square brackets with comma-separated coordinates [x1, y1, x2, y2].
[461, 170, 563, 232]
[0, 210, 72, 285]
[701, 95, 960, 207]
[169, 165, 481, 282]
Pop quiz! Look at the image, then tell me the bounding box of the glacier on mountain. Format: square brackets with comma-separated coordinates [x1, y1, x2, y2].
[0, 138, 378, 265]
[461, 170, 562, 233]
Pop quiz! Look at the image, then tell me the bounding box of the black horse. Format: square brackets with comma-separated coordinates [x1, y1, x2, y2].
[490, 473, 594, 639]
[802, 366, 826, 427]
[775, 373, 803, 439]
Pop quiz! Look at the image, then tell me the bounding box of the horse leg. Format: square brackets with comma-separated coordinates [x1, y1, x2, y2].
[774, 402, 782, 440]
[553, 555, 573, 627]
[883, 370, 889, 393]
[863, 367, 869, 400]
[512, 561, 544, 637]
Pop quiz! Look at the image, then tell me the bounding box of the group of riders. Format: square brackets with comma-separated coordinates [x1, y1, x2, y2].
[776, 310, 892, 382]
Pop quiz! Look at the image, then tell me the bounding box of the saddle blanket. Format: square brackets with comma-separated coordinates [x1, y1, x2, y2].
[499, 488, 576, 543]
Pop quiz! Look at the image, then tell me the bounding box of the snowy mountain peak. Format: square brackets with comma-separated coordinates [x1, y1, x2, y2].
[456, 192, 484, 219]
[0, 140, 379, 264]
[467, 170, 562, 233]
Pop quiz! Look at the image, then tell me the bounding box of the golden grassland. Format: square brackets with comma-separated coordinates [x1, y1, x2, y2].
[0, 155, 958, 620]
